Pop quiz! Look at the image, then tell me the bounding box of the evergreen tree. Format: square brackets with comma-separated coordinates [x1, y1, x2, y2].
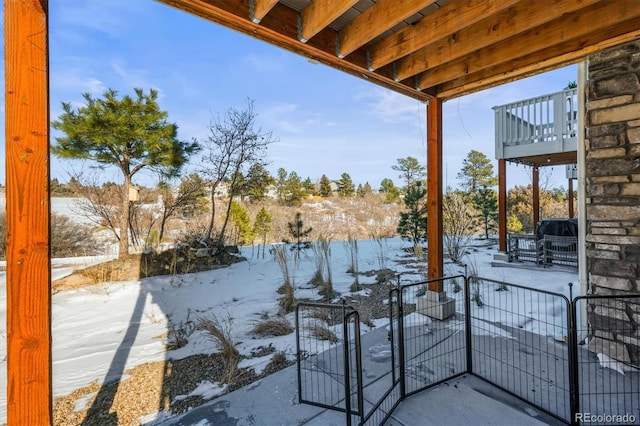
[379, 178, 400, 203]
[339, 172, 355, 197]
[253, 207, 272, 258]
[475, 185, 498, 239]
[245, 162, 274, 201]
[397, 180, 427, 245]
[303, 177, 316, 197]
[288, 212, 312, 249]
[228, 200, 252, 246]
[275, 167, 288, 203]
[393, 156, 426, 191]
[356, 183, 364, 197]
[362, 182, 373, 196]
[52, 88, 200, 258]
[457, 150, 497, 196]
[318, 174, 333, 197]
[284, 171, 305, 206]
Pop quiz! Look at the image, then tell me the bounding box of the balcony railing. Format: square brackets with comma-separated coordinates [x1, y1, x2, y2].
[494, 88, 578, 160]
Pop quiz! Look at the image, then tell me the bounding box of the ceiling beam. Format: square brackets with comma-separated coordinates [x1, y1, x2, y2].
[437, 27, 640, 100]
[156, 0, 434, 102]
[397, 0, 600, 82]
[250, 0, 279, 23]
[369, 0, 520, 71]
[299, 0, 358, 43]
[338, 0, 435, 58]
[419, 1, 640, 91]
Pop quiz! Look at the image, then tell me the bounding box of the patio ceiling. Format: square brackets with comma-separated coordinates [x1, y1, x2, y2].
[157, 0, 640, 102]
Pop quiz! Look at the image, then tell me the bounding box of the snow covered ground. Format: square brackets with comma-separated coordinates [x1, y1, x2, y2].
[0, 237, 580, 424]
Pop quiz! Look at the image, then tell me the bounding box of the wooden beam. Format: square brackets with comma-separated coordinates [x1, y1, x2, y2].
[532, 165, 540, 234]
[370, 0, 520, 71]
[400, 0, 600, 82]
[568, 178, 575, 218]
[156, 0, 432, 102]
[250, 0, 279, 23]
[498, 159, 507, 252]
[338, 0, 435, 58]
[419, 1, 640, 90]
[437, 26, 640, 99]
[299, 0, 358, 43]
[427, 98, 443, 285]
[5, 0, 52, 424]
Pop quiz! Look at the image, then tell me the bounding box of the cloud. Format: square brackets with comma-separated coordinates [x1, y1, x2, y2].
[50, 69, 107, 96]
[50, 0, 145, 39]
[355, 88, 424, 124]
[111, 61, 164, 98]
[241, 53, 288, 73]
[259, 103, 324, 134]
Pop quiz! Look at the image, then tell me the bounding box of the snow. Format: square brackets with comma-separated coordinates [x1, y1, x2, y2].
[0, 237, 583, 424]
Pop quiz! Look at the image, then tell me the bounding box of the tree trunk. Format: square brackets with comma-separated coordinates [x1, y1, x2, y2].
[119, 179, 130, 258]
[206, 183, 216, 240]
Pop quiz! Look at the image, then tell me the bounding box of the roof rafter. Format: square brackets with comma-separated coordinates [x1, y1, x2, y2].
[250, 0, 279, 23]
[418, 0, 640, 91]
[438, 27, 640, 100]
[369, 0, 520, 71]
[299, 0, 358, 43]
[338, 0, 436, 58]
[397, 0, 600, 82]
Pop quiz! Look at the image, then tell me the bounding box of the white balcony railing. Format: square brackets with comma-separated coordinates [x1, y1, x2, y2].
[494, 88, 578, 160]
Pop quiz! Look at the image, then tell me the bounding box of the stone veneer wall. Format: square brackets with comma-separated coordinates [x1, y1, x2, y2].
[586, 40, 640, 366]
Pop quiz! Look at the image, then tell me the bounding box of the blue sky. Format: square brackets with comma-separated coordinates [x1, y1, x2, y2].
[2, 0, 578, 190]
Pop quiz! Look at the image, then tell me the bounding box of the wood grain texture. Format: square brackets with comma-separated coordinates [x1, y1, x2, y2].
[5, 0, 52, 424]
[427, 98, 444, 286]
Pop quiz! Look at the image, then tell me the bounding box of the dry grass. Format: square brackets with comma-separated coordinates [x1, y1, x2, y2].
[309, 323, 338, 343]
[249, 316, 294, 337]
[279, 283, 296, 314]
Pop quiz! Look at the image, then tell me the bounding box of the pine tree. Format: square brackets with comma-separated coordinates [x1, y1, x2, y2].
[379, 178, 400, 203]
[303, 177, 316, 197]
[228, 200, 252, 246]
[288, 212, 312, 250]
[339, 172, 355, 197]
[356, 183, 364, 197]
[474, 185, 498, 239]
[52, 88, 200, 258]
[457, 150, 497, 196]
[397, 181, 427, 245]
[318, 174, 333, 197]
[393, 156, 426, 191]
[245, 162, 274, 201]
[253, 207, 272, 258]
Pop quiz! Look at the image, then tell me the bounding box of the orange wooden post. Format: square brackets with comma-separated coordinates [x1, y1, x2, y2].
[498, 159, 507, 252]
[5, 1, 52, 424]
[532, 165, 540, 234]
[426, 97, 443, 288]
[568, 178, 575, 218]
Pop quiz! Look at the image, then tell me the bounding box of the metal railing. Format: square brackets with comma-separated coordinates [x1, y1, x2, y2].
[295, 301, 363, 425]
[508, 234, 579, 268]
[571, 295, 640, 425]
[467, 276, 572, 422]
[296, 277, 639, 426]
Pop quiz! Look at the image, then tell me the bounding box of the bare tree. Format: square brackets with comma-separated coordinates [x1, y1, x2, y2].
[156, 173, 209, 245]
[68, 172, 122, 243]
[200, 99, 276, 242]
[443, 189, 476, 262]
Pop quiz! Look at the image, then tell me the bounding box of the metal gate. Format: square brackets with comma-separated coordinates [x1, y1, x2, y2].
[295, 301, 363, 425]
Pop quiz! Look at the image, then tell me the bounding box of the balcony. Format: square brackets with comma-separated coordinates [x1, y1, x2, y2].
[494, 88, 578, 165]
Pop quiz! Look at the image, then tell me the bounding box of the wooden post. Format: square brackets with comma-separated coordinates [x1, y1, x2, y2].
[427, 97, 443, 288]
[5, 1, 52, 424]
[498, 159, 507, 252]
[532, 165, 540, 234]
[568, 178, 575, 218]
